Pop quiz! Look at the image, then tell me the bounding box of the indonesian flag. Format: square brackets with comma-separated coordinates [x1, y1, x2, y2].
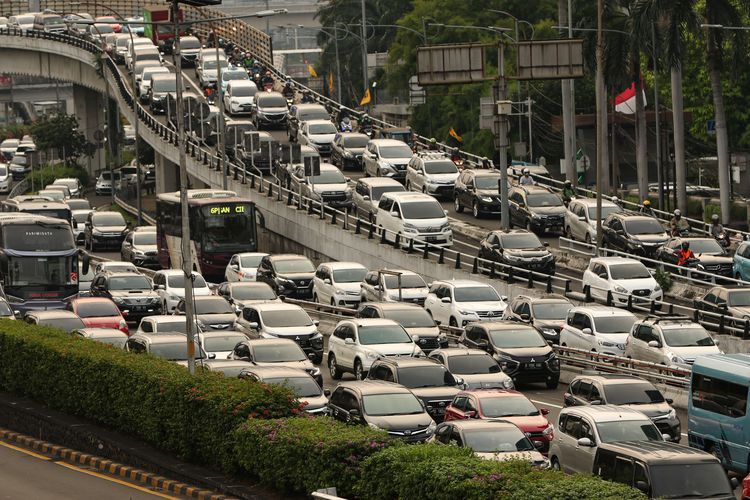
[615, 83, 647, 114]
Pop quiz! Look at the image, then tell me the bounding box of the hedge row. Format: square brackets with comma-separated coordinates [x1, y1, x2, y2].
[0, 321, 300, 470]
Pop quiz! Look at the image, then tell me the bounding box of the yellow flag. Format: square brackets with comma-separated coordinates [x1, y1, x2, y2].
[328, 73, 334, 93]
[359, 88, 371, 106]
[307, 64, 318, 78]
[449, 127, 463, 142]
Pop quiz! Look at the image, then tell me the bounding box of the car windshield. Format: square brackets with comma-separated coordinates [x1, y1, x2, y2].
[399, 201, 445, 220]
[203, 334, 246, 352]
[67, 200, 91, 210]
[453, 286, 500, 302]
[500, 233, 543, 249]
[728, 290, 750, 307]
[588, 205, 623, 220]
[40, 317, 85, 331]
[223, 70, 248, 82]
[150, 342, 202, 361]
[379, 145, 413, 158]
[624, 219, 666, 235]
[207, 364, 249, 377]
[76, 301, 120, 317]
[92, 213, 125, 226]
[447, 354, 501, 375]
[593, 314, 637, 334]
[167, 274, 207, 288]
[195, 298, 233, 315]
[0, 301, 12, 316]
[333, 268, 367, 283]
[94, 24, 113, 33]
[650, 463, 733, 499]
[424, 161, 458, 174]
[370, 185, 404, 201]
[109, 275, 150, 290]
[0, 166, 7, 176]
[262, 309, 312, 328]
[479, 395, 539, 417]
[603, 382, 665, 405]
[274, 259, 315, 274]
[383, 274, 426, 289]
[231, 284, 276, 301]
[475, 175, 503, 189]
[44, 15, 63, 24]
[685, 239, 724, 254]
[488, 328, 547, 348]
[608, 263, 651, 280]
[309, 123, 337, 135]
[231, 85, 255, 97]
[299, 109, 329, 121]
[362, 393, 424, 416]
[342, 136, 369, 148]
[152, 78, 177, 93]
[100, 172, 121, 181]
[180, 38, 201, 49]
[134, 232, 156, 245]
[384, 308, 434, 328]
[239, 254, 265, 268]
[358, 325, 412, 345]
[253, 344, 305, 362]
[596, 420, 664, 443]
[310, 170, 346, 184]
[258, 95, 286, 107]
[532, 302, 571, 320]
[464, 428, 534, 453]
[397, 365, 453, 388]
[72, 211, 91, 224]
[266, 377, 321, 398]
[662, 326, 715, 347]
[203, 59, 229, 70]
[154, 320, 187, 333]
[527, 193, 562, 207]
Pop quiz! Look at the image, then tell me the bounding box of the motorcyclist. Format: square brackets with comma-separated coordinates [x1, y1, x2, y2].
[427, 138, 439, 151]
[301, 89, 314, 103]
[640, 199, 655, 217]
[451, 147, 464, 168]
[710, 213, 731, 246]
[260, 70, 274, 88]
[340, 116, 353, 132]
[281, 80, 295, 99]
[610, 196, 622, 208]
[481, 157, 492, 169]
[359, 113, 372, 133]
[670, 209, 690, 236]
[204, 84, 215, 104]
[677, 241, 695, 267]
[561, 180, 576, 205]
[519, 168, 535, 186]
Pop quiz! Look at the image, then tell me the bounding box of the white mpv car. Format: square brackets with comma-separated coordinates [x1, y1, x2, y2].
[312, 261, 368, 308]
[559, 306, 637, 357]
[375, 191, 452, 248]
[424, 280, 507, 328]
[582, 257, 662, 306]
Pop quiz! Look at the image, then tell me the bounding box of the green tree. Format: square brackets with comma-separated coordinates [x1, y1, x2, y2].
[30, 113, 94, 166]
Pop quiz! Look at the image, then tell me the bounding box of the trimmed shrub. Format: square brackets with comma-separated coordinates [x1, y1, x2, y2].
[0, 321, 299, 470]
[356, 444, 645, 500]
[28, 163, 90, 191]
[233, 417, 395, 497]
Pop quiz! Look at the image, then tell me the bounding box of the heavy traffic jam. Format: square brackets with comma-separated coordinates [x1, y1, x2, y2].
[2, 6, 750, 499]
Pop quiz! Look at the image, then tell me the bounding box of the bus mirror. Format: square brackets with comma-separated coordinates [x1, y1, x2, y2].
[257, 209, 265, 229]
[81, 252, 90, 275]
[0, 252, 7, 271]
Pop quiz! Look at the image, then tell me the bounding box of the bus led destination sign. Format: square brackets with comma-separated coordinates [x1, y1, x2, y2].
[209, 205, 246, 215]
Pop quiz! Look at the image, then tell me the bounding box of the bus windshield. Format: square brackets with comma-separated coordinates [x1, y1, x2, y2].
[3, 224, 74, 251]
[8, 256, 75, 286]
[200, 203, 256, 253]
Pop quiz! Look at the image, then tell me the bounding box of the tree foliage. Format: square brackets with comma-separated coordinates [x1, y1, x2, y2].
[30, 113, 94, 165]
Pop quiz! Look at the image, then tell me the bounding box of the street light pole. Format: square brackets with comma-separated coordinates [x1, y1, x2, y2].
[360, 0, 369, 105]
[211, 21, 228, 190]
[595, 0, 604, 251]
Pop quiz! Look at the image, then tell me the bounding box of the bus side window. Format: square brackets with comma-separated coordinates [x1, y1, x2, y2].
[692, 374, 748, 418]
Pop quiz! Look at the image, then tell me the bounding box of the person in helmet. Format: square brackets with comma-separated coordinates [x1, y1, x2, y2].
[610, 195, 622, 208]
[640, 199, 655, 216]
[261, 70, 274, 88]
[670, 209, 689, 236]
[561, 179, 576, 204]
[519, 168, 535, 186]
[710, 213, 730, 245]
[677, 241, 695, 267]
[300, 89, 314, 103]
[340, 115, 353, 132]
[281, 79, 295, 99]
[428, 137, 439, 151]
[481, 157, 492, 169]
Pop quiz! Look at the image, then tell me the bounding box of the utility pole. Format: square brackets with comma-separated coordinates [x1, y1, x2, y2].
[652, 23, 663, 210]
[212, 22, 228, 190]
[360, 0, 369, 104]
[494, 43, 510, 230]
[559, 0, 576, 185]
[595, 0, 604, 250]
[172, 0, 196, 375]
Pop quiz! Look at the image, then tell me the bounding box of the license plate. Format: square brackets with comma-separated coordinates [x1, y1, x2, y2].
[525, 362, 543, 369]
[425, 236, 437, 242]
[545, 226, 561, 233]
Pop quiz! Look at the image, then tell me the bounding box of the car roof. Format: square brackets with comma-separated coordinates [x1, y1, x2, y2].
[69, 297, 115, 304]
[249, 302, 304, 313]
[597, 441, 718, 465]
[432, 347, 489, 358]
[336, 380, 413, 395]
[234, 252, 268, 258]
[446, 420, 519, 431]
[345, 318, 401, 328]
[382, 192, 438, 203]
[243, 338, 300, 348]
[456, 388, 523, 398]
[268, 254, 310, 262]
[142, 315, 183, 323]
[374, 357, 441, 368]
[362, 302, 426, 312]
[515, 295, 570, 304]
[568, 306, 636, 317]
[561, 404, 654, 422]
[200, 330, 246, 338]
[293, 103, 327, 110]
[240, 366, 314, 379]
[306, 119, 335, 126]
[201, 359, 252, 369]
[369, 139, 409, 147]
[145, 333, 193, 344]
[610, 213, 657, 222]
[319, 261, 367, 270]
[473, 321, 537, 330]
[489, 229, 537, 237]
[102, 271, 146, 279]
[573, 374, 652, 385]
[591, 257, 642, 265]
[357, 177, 403, 187]
[29, 310, 80, 319]
[433, 279, 493, 288]
[572, 198, 618, 207]
[191, 295, 226, 303]
[77, 327, 127, 337]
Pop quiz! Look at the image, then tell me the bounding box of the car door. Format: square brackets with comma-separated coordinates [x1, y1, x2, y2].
[454, 171, 469, 207]
[572, 204, 589, 241]
[121, 232, 133, 260]
[587, 263, 609, 300]
[569, 416, 598, 473]
[429, 285, 450, 326]
[375, 196, 394, 236]
[735, 242, 750, 280]
[508, 191, 523, 226]
[555, 414, 583, 473]
[610, 219, 628, 250]
[628, 324, 650, 362]
[566, 312, 591, 350]
[363, 143, 376, 176]
[256, 257, 273, 289]
[444, 395, 467, 421]
[327, 387, 348, 422]
[337, 324, 357, 369]
[226, 255, 240, 282]
[315, 266, 333, 304]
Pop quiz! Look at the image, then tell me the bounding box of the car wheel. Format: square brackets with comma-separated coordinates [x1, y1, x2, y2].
[354, 359, 366, 380]
[331, 298, 336, 307]
[449, 317, 458, 328]
[313, 293, 319, 303]
[551, 457, 561, 471]
[421, 186, 427, 194]
[472, 201, 479, 219]
[405, 181, 411, 191]
[546, 378, 559, 390]
[328, 354, 342, 380]
[454, 197, 464, 213]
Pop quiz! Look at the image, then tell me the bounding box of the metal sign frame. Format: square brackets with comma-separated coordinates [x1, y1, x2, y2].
[416, 43, 493, 86]
[515, 39, 585, 80]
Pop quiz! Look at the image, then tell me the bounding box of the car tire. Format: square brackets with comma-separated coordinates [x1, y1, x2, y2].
[565, 226, 573, 240]
[472, 201, 479, 219]
[331, 298, 336, 307]
[354, 359, 366, 380]
[312, 354, 323, 365]
[449, 317, 458, 328]
[546, 378, 559, 390]
[551, 457, 561, 471]
[313, 293, 319, 303]
[526, 220, 534, 233]
[405, 181, 411, 191]
[454, 197, 464, 213]
[328, 353, 342, 380]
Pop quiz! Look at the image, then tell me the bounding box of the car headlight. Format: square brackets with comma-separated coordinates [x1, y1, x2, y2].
[666, 408, 676, 420]
[458, 309, 478, 317]
[403, 223, 419, 233]
[531, 213, 543, 219]
[502, 377, 514, 389]
[365, 350, 379, 359]
[427, 420, 437, 434]
[668, 353, 685, 364]
[630, 241, 642, 247]
[613, 285, 628, 294]
[334, 288, 347, 296]
[654, 284, 662, 292]
[311, 367, 321, 377]
[112, 297, 125, 305]
[440, 223, 451, 232]
[92, 229, 103, 236]
[542, 424, 554, 437]
[479, 196, 493, 203]
[541, 328, 557, 337]
[598, 339, 615, 347]
[438, 333, 447, 342]
[133, 250, 145, 257]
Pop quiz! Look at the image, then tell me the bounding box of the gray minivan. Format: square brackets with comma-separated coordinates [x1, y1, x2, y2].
[33, 14, 66, 33]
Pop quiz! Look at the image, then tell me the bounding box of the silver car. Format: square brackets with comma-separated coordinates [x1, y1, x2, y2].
[352, 177, 405, 223]
[565, 198, 623, 244]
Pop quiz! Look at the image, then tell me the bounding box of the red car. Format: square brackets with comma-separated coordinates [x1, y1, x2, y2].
[67, 297, 128, 334]
[444, 389, 554, 453]
[743, 472, 750, 500]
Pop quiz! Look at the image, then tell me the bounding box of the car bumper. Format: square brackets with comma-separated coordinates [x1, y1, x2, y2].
[529, 218, 565, 234]
[404, 232, 453, 248]
[340, 156, 363, 170]
[131, 255, 159, 268]
[503, 259, 556, 275]
[425, 184, 455, 198]
[91, 235, 126, 248]
[611, 290, 662, 306]
[256, 114, 288, 127]
[150, 100, 167, 113]
[116, 303, 162, 320]
[277, 286, 313, 300]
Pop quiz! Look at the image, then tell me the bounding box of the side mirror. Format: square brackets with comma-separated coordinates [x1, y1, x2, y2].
[578, 216, 586, 221]
[248, 322, 259, 329]
[543, 242, 550, 247]
[344, 337, 355, 345]
[443, 210, 449, 216]
[208, 353, 217, 359]
[540, 408, 550, 416]
[518, 201, 525, 207]
[647, 340, 661, 348]
[231, 264, 239, 271]
[411, 334, 420, 343]
[441, 296, 451, 303]
[582, 328, 592, 335]
[464, 410, 476, 419]
[349, 408, 360, 418]
[589, 399, 602, 405]
[730, 477, 740, 489]
[563, 393, 575, 406]
[313, 320, 320, 326]
[533, 440, 545, 450]
[477, 339, 489, 349]
[323, 278, 331, 285]
[363, 195, 370, 201]
[389, 210, 399, 218]
[662, 433, 671, 441]
[577, 437, 594, 447]
[324, 389, 331, 397]
[519, 313, 530, 321]
[665, 398, 674, 405]
[307, 353, 315, 360]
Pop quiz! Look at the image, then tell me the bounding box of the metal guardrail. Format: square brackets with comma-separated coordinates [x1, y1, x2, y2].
[8, 177, 29, 199]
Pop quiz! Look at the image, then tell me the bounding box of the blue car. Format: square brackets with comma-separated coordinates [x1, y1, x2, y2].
[733, 241, 750, 281]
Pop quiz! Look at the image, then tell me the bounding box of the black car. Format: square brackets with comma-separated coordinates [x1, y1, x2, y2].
[693, 285, 750, 328]
[327, 380, 436, 442]
[460, 321, 560, 389]
[330, 132, 369, 171]
[256, 254, 316, 299]
[173, 296, 236, 331]
[655, 237, 733, 278]
[502, 294, 573, 344]
[89, 271, 162, 322]
[601, 213, 669, 257]
[453, 169, 505, 218]
[478, 229, 556, 276]
[366, 357, 462, 422]
[253, 92, 289, 130]
[508, 185, 566, 235]
[84, 210, 128, 251]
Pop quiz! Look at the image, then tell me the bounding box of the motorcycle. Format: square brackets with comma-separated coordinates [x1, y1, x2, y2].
[714, 231, 731, 248]
[670, 226, 690, 238]
[360, 124, 374, 138]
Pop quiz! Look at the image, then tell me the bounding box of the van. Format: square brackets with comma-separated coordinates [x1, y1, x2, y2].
[593, 440, 735, 499]
[33, 13, 65, 33]
[375, 192, 452, 248]
[688, 353, 750, 475]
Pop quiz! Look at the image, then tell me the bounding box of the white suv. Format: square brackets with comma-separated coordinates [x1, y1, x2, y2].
[297, 119, 338, 157]
[362, 139, 413, 181]
[424, 280, 507, 328]
[405, 152, 459, 199]
[624, 317, 721, 368]
[152, 269, 212, 312]
[312, 261, 368, 307]
[223, 80, 258, 116]
[327, 318, 423, 380]
[582, 257, 662, 306]
[559, 306, 638, 357]
[375, 191, 452, 248]
[360, 269, 429, 305]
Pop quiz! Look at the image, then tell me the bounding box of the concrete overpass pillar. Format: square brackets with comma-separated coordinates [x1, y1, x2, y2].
[73, 85, 105, 179]
[155, 152, 179, 194]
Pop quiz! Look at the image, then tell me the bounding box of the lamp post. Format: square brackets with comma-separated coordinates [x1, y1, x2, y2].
[314, 25, 344, 102]
[360, 0, 368, 107]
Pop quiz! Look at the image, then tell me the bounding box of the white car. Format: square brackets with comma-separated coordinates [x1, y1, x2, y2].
[565, 198, 624, 244]
[215, 281, 280, 313]
[363, 138, 413, 181]
[136, 315, 192, 335]
[93, 261, 139, 275]
[288, 162, 353, 210]
[0, 138, 19, 159]
[152, 269, 212, 312]
[71, 209, 93, 243]
[558, 306, 638, 357]
[582, 257, 662, 306]
[224, 252, 269, 282]
[95, 170, 121, 195]
[199, 330, 248, 360]
[0, 163, 11, 193]
[220, 65, 251, 94]
[51, 177, 82, 198]
[375, 191, 452, 248]
[327, 318, 424, 380]
[196, 54, 228, 87]
[424, 280, 507, 328]
[312, 261, 368, 307]
[139, 66, 170, 102]
[624, 317, 721, 368]
[297, 119, 337, 157]
[405, 152, 460, 199]
[223, 80, 258, 116]
[177, 35, 201, 66]
[360, 269, 429, 305]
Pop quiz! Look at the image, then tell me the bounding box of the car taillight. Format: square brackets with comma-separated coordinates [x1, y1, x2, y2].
[119, 319, 129, 334]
